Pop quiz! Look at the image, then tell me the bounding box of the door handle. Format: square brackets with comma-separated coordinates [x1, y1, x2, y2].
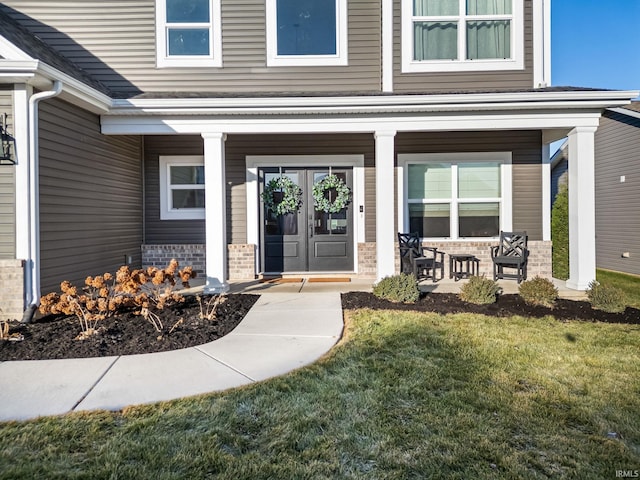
[309, 223, 313, 238]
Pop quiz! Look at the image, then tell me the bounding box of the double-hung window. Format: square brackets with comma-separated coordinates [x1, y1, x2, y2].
[401, 0, 523, 73]
[156, 0, 222, 67]
[266, 0, 348, 66]
[400, 153, 512, 239]
[159, 156, 205, 220]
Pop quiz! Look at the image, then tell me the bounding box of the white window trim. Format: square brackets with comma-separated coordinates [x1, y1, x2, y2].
[265, 0, 348, 67]
[401, 0, 524, 73]
[155, 0, 222, 68]
[159, 155, 206, 220]
[397, 152, 512, 240]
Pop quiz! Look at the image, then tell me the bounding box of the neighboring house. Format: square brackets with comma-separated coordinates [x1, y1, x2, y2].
[0, 1, 637, 319]
[551, 102, 640, 277]
[594, 102, 640, 276]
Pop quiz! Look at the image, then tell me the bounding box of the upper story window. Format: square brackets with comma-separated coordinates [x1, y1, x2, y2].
[155, 0, 222, 68]
[401, 0, 523, 73]
[159, 156, 205, 220]
[266, 0, 348, 67]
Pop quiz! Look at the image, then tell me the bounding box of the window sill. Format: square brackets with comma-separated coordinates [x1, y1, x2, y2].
[401, 58, 524, 74]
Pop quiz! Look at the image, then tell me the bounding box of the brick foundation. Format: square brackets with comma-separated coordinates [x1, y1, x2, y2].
[357, 243, 377, 278]
[142, 244, 256, 280]
[0, 260, 25, 321]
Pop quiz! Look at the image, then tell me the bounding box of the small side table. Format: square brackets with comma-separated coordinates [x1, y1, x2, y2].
[449, 254, 479, 281]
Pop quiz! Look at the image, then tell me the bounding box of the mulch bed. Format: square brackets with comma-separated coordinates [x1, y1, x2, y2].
[341, 292, 640, 325]
[0, 294, 259, 361]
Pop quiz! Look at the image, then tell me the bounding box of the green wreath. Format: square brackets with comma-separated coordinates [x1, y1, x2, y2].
[312, 174, 351, 213]
[261, 176, 303, 215]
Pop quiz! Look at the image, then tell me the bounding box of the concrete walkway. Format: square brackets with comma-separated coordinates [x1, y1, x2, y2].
[0, 276, 584, 422]
[0, 291, 347, 422]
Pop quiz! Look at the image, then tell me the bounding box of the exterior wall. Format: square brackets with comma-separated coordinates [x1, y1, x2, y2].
[141, 244, 255, 280]
[0, 88, 15, 259]
[0, 260, 23, 320]
[595, 111, 640, 275]
[38, 97, 143, 294]
[392, 0, 535, 92]
[395, 130, 543, 240]
[143, 135, 206, 244]
[0, 0, 381, 97]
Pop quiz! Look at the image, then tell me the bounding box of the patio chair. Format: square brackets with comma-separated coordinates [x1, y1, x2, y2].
[490, 231, 529, 283]
[397, 232, 445, 282]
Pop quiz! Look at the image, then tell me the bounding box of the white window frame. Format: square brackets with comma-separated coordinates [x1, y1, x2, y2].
[397, 152, 512, 240]
[401, 0, 524, 73]
[159, 155, 206, 220]
[265, 0, 348, 67]
[155, 0, 222, 68]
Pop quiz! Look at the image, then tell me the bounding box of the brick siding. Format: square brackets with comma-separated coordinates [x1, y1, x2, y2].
[0, 260, 24, 320]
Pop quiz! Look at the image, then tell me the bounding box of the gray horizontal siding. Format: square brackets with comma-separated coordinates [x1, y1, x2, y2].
[595, 112, 640, 275]
[39, 97, 142, 294]
[1, 0, 381, 97]
[395, 130, 543, 240]
[393, 0, 534, 92]
[0, 89, 15, 259]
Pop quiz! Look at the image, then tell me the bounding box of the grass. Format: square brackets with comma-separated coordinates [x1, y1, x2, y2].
[1, 310, 639, 479]
[597, 269, 640, 309]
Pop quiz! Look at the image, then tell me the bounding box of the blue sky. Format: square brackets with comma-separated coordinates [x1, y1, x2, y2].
[552, 0, 640, 93]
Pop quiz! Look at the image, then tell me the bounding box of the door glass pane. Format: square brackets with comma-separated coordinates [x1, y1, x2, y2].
[458, 162, 500, 198]
[466, 21, 511, 59]
[408, 163, 451, 199]
[264, 172, 299, 236]
[276, 0, 337, 55]
[413, 22, 458, 60]
[172, 189, 205, 209]
[414, 0, 458, 16]
[409, 203, 450, 237]
[167, 0, 210, 23]
[168, 28, 210, 55]
[312, 171, 348, 235]
[466, 0, 512, 15]
[459, 202, 499, 237]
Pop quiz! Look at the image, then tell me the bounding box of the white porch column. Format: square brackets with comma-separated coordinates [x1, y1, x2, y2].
[374, 130, 397, 281]
[566, 126, 597, 290]
[202, 132, 229, 293]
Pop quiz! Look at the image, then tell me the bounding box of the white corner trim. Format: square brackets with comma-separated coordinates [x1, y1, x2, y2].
[159, 155, 206, 220]
[533, 0, 551, 87]
[0, 35, 33, 60]
[265, 0, 348, 67]
[541, 142, 551, 241]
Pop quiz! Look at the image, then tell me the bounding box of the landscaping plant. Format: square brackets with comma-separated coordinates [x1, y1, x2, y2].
[458, 275, 501, 305]
[197, 294, 228, 321]
[39, 259, 196, 339]
[551, 183, 569, 280]
[518, 276, 559, 308]
[372, 273, 420, 303]
[587, 280, 627, 313]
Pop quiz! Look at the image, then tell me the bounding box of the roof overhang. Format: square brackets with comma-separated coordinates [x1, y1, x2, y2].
[607, 106, 640, 121]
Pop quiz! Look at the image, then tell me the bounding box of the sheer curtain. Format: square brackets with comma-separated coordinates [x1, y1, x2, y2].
[466, 0, 511, 59]
[413, 0, 458, 60]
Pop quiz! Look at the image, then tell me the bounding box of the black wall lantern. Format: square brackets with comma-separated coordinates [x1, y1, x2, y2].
[0, 113, 16, 165]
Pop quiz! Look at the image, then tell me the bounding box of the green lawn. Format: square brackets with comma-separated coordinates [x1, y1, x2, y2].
[1, 309, 639, 479]
[597, 269, 640, 309]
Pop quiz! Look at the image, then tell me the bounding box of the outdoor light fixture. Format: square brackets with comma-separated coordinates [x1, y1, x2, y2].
[0, 113, 16, 165]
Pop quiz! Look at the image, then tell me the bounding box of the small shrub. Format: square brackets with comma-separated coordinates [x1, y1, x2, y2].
[197, 294, 228, 321]
[587, 281, 627, 313]
[458, 275, 501, 305]
[552, 183, 569, 280]
[518, 276, 559, 308]
[373, 274, 420, 303]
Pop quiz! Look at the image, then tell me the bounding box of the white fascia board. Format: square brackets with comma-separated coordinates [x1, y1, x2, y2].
[608, 107, 640, 121]
[0, 35, 33, 60]
[101, 111, 603, 135]
[37, 63, 111, 114]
